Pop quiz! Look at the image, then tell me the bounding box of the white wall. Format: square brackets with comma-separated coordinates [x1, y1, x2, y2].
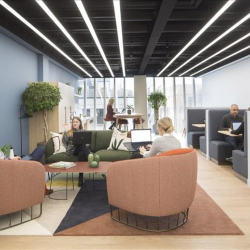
[202, 56, 250, 109]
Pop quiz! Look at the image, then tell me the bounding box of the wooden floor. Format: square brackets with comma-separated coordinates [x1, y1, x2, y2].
[1, 151, 250, 250]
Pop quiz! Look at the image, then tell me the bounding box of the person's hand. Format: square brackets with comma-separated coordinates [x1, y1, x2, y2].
[229, 128, 232, 133]
[11, 156, 21, 160]
[139, 146, 146, 154]
[63, 123, 69, 131]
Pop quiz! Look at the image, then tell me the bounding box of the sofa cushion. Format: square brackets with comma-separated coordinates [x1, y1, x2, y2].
[199, 136, 206, 154]
[94, 130, 113, 152]
[50, 132, 66, 154]
[209, 141, 233, 163]
[95, 149, 132, 162]
[156, 148, 194, 157]
[232, 149, 248, 178]
[187, 131, 204, 148]
[46, 153, 78, 164]
[107, 128, 131, 151]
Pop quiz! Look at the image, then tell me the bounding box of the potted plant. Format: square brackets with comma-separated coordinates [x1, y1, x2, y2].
[127, 105, 133, 114]
[77, 87, 82, 95]
[22, 82, 62, 143]
[0, 144, 12, 159]
[148, 91, 167, 134]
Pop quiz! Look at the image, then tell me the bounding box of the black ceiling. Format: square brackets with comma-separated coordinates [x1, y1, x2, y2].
[0, 0, 250, 78]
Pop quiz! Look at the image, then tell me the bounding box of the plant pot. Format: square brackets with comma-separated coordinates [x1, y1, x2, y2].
[127, 110, 132, 114]
[153, 124, 159, 134]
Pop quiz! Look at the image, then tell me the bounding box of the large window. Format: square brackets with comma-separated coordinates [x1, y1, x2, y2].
[125, 78, 134, 111]
[96, 78, 104, 127]
[185, 77, 194, 107]
[146, 77, 154, 129]
[115, 78, 125, 112]
[155, 77, 164, 119]
[175, 78, 184, 134]
[195, 78, 202, 107]
[165, 77, 174, 124]
[86, 78, 95, 118]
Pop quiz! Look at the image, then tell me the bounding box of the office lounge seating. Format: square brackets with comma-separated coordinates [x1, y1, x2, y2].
[186, 108, 205, 148]
[233, 111, 248, 180]
[0, 160, 45, 230]
[199, 136, 206, 154]
[208, 109, 244, 164]
[107, 148, 197, 232]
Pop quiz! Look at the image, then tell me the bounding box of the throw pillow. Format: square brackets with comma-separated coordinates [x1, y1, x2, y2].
[107, 128, 131, 151]
[50, 132, 66, 154]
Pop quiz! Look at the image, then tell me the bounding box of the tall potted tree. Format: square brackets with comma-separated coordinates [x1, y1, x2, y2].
[22, 82, 62, 142]
[148, 91, 167, 134]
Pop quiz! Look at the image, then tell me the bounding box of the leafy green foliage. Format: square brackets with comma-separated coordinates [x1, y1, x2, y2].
[147, 91, 167, 124]
[22, 82, 62, 114]
[112, 138, 124, 150]
[127, 105, 133, 110]
[1, 144, 12, 155]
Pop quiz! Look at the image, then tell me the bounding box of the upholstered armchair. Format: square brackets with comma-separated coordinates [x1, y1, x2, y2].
[0, 160, 45, 230]
[107, 149, 197, 232]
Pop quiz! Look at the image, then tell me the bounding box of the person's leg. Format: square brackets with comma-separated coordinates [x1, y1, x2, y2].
[74, 144, 90, 186]
[225, 136, 239, 150]
[130, 153, 143, 159]
[109, 121, 116, 130]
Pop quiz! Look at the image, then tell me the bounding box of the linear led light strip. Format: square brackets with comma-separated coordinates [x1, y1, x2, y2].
[113, 0, 126, 77]
[36, 0, 102, 77]
[180, 32, 250, 76]
[168, 12, 250, 76]
[0, 0, 92, 77]
[157, 0, 235, 77]
[75, 0, 114, 77]
[190, 44, 250, 76]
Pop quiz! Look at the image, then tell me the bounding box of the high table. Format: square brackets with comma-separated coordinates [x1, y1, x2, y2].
[192, 124, 205, 128]
[44, 161, 111, 200]
[113, 113, 144, 129]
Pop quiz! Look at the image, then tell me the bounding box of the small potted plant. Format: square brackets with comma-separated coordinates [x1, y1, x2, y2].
[127, 105, 133, 114]
[77, 87, 82, 95]
[148, 91, 167, 134]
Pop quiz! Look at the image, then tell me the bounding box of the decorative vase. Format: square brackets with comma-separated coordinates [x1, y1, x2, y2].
[127, 110, 132, 114]
[88, 154, 94, 167]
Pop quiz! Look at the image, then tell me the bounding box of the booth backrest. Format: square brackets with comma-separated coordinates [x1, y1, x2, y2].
[207, 109, 245, 141]
[187, 109, 206, 132]
[244, 111, 248, 158]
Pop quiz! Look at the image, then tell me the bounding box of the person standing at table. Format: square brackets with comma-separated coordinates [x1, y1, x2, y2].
[105, 98, 117, 130]
[62, 116, 90, 187]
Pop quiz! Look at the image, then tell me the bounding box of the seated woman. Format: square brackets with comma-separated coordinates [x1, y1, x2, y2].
[105, 98, 117, 130]
[131, 117, 181, 158]
[62, 116, 90, 186]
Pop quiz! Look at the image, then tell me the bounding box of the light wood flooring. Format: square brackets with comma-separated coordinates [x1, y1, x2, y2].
[1, 150, 250, 250]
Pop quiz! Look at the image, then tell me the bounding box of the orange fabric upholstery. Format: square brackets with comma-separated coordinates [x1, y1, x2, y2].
[107, 150, 197, 217]
[0, 160, 45, 216]
[156, 148, 194, 157]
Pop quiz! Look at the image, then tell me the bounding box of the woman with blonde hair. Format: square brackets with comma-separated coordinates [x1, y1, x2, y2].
[105, 98, 117, 130]
[131, 117, 181, 158]
[63, 116, 90, 186]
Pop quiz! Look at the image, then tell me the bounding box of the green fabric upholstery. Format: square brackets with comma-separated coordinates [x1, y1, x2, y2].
[94, 130, 113, 152]
[45, 130, 130, 164]
[46, 153, 78, 163]
[94, 150, 132, 162]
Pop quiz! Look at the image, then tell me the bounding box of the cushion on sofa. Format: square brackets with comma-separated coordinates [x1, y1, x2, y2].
[46, 153, 78, 164]
[50, 132, 66, 154]
[94, 130, 113, 152]
[107, 128, 131, 151]
[95, 149, 132, 162]
[209, 141, 233, 163]
[156, 148, 194, 157]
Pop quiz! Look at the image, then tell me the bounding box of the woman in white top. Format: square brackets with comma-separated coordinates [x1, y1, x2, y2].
[131, 117, 181, 158]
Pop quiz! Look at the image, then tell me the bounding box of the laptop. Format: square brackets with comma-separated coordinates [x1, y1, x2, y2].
[72, 131, 92, 145]
[232, 122, 241, 131]
[124, 129, 152, 152]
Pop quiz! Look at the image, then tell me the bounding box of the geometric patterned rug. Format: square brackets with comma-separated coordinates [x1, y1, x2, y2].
[55, 181, 244, 236]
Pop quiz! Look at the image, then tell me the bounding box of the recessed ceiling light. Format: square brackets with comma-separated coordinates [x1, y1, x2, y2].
[168, 12, 250, 76]
[179, 32, 250, 76]
[113, 0, 126, 77]
[75, 0, 114, 77]
[0, 0, 92, 77]
[190, 45, 250, 76]
[157, 0, 235, 76]
[36, 0, 103, 77]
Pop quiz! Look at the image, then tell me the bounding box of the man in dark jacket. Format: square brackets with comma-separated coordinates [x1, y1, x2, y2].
[219, 104, 243, 161]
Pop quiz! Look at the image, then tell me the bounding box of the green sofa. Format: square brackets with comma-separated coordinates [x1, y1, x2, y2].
[45, 130, 132, 163]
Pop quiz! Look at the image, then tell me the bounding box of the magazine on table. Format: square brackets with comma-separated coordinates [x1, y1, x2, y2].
[49, 161, 76, 169]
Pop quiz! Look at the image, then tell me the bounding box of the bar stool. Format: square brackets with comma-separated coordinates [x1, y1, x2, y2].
[103, 118, 113, 130]
[133, 118, 145, 129]
[118, 119, 129, 131]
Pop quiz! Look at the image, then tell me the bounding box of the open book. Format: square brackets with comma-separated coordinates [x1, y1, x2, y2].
[49, 161, 76, 169]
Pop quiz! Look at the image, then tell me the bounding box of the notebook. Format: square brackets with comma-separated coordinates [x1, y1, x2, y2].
[72, 131, 92, 145]
[49, 161, 76, 169]
[124, 129, 152, 152]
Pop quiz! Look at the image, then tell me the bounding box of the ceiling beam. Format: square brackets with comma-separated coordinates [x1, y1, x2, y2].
[138, 0, 177, 74]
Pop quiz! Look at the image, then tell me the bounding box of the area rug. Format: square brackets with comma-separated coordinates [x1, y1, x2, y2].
[54, 180, 244, 236]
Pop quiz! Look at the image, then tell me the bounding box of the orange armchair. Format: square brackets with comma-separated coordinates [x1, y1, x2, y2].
[107, 149, 197, 232]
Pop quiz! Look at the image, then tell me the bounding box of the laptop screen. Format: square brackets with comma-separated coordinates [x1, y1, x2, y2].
[232, 122, 241, 131]
[131, 129, 151, 143]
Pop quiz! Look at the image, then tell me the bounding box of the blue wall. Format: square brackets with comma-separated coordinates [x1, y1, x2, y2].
[0, 30, 80, 156]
